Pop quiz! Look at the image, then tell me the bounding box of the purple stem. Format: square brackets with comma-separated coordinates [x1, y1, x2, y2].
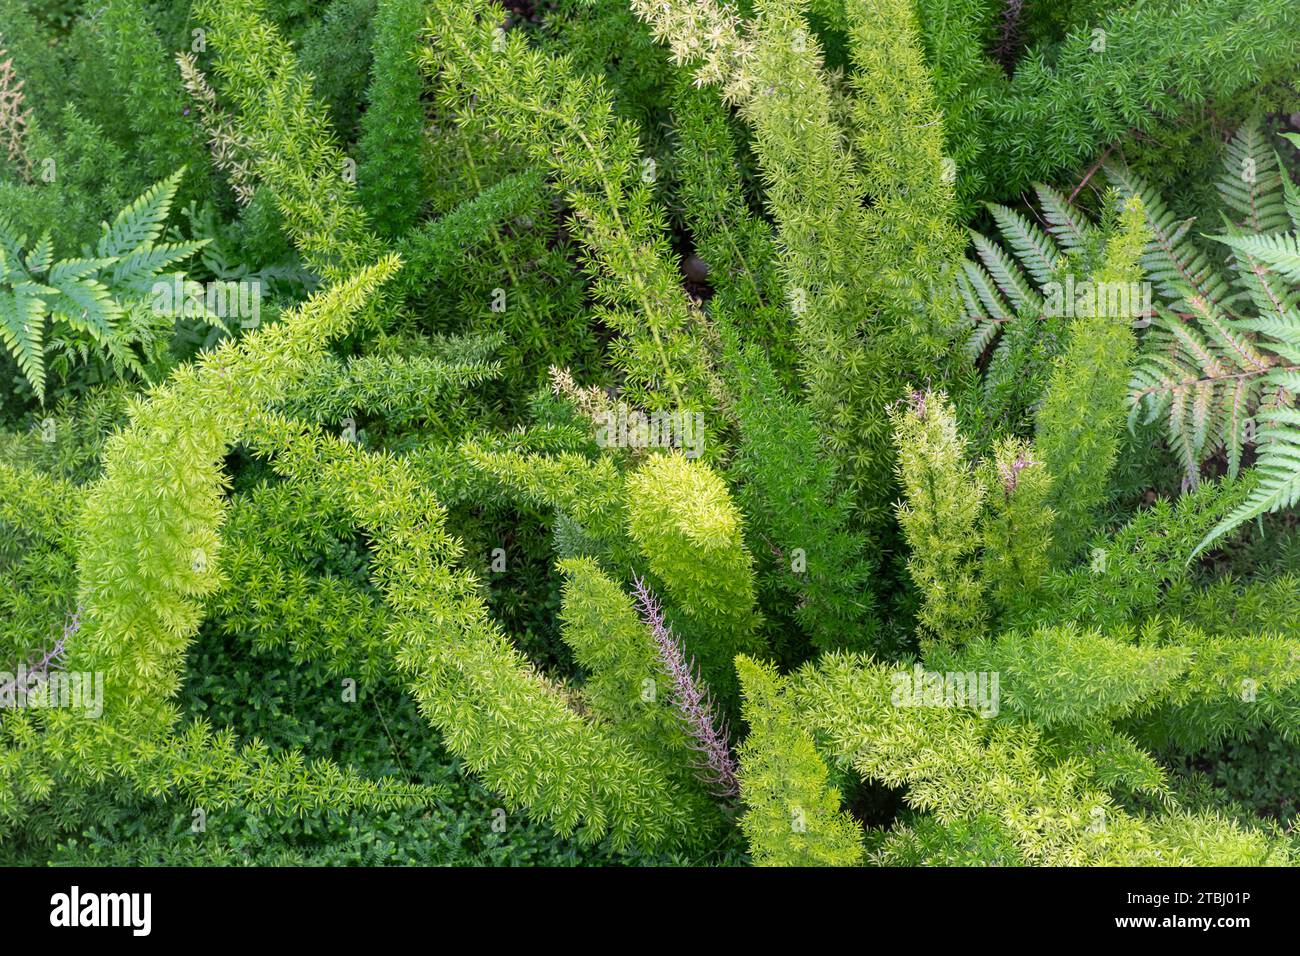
[0, 607, 77, 701]
[999, 452, 1040, 499]
[631, 575, 739, 798]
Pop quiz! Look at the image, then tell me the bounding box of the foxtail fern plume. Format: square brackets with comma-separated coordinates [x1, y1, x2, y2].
[632, 575, 739, 798]
[890, 388, 987, 645]
[423, 0, 721, 416]
[1035, 195, 1149, 563]
[194, 0, 385, 279]
[633, 0, 966, 538]
[979, 437, 1054, 618]
[735, 654, 864, 866]
[622, 453, 766, 703]
[176, 52, 256, 206]
[357, 0, 428, 237]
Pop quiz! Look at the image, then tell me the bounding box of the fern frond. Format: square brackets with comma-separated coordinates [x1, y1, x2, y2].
[1215, 231, 1300, 286]
[23, 233, 51, 274]
[958, 259, 1013, 322]
[1222, 221, 1300, 322]
[110, 240, 208, 292]
[1033, 183, 1096, 255]
[1195, 405, 1300, 556]
[95, 168, 185, 260]
[1282, 147, 1300, 229]
[1217, 116, 1290, 235]
[0, 283, 46, 399]
[1107, 162, 1231, 311]
[985, 201, 1059, 287]
[46, 274, 122, 345]
[969, 229, 1041, 313]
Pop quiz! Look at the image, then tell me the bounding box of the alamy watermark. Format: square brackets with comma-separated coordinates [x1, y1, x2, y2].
[0, 666, 103, 718]
[0, 610, 103, 718]
[1043, 275, 1152, 323]
[594, 402, 705, 459]
[151, 277, 263, 329]
[891, 664, 1000, 717]
[50, 886, 151, 936]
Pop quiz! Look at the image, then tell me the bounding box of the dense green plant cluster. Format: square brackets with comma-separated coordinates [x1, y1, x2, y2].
[1, 0, 1298, 867]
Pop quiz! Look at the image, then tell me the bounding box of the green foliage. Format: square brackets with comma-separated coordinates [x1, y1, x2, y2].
[250, 414, 708, 851]
[391, 169, 597, 402]
[625, 454, 763, 683]
[424, 0, 720, 415]
[73, 256, 397, 734]
[890, 389, 986, 644]
[0, 257, 431, 831]
[1034, 196, 1149, 561]
[0, 170, 216, 403]
[735, 655, 864, 866]
[914, 0, 1300, 211]
[724, 332, 876, 655]
[1027, 475, 1253, 631]
[1115, 129, 1297, 487]
[668, 78, 798, 386]
[979, 437, 1054, 617]
[957, 182, 1097, 441]
[957, 623, 1191, 732]
[211, 481, 394, 683]
[195, 0, 384, 280]
[69, 0, 212, 205]
[356, 0, 425, 237]
[963, 120, 1300, 556]
[463, 440, 629, 550]
[556, 556, 720, 823]
[4, 0, 1300, 870]
[792, 651, 1291, 865]
[665, 68, 876, 653]
[298, 0, 378, 148]
[634, 0, 966, 536]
